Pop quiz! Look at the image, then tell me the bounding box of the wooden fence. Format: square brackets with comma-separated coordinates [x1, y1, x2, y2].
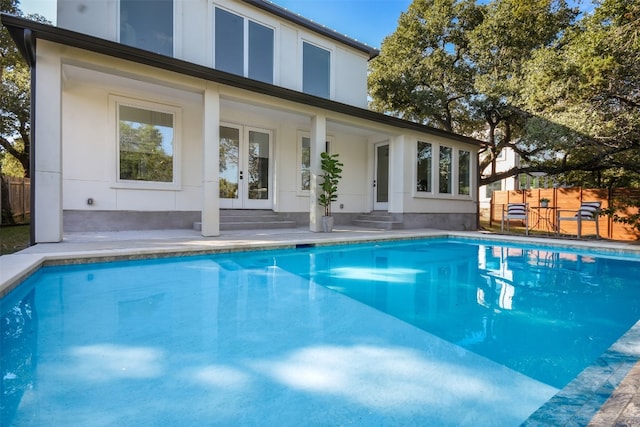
[490, 187, 640, 241]
[1, 175, 31, 224]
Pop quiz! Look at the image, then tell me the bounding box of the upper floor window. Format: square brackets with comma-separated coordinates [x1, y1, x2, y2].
[120, 0, 173, 56]
[303, 42, 330, 98]
[215, 8, 274, 84]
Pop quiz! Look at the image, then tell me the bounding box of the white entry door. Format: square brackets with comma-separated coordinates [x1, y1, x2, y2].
[219, 124, 272, 209]
[374, 142, 389, 211]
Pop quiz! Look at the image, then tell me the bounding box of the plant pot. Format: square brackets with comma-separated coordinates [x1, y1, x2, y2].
[540, 201, 549, 207]
[321, 216, 334, 232]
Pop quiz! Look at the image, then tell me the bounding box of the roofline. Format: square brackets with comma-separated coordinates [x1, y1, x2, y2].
[240, 0, 379, 60]
[0, 14, 481, 148]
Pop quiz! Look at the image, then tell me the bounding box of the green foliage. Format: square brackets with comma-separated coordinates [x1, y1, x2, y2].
[519, 0, 640, 185]
[368, 0, 587, 186]
[318, 152, 343, 217]
[368, 0, 481, 132]
[0, 137, 25, 176]
[601, 196, 640, 233]
[1, 3, 51, 178]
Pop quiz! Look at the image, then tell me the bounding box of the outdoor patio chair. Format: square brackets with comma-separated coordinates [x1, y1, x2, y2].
[501, 203, 529, 235]
[556, 201, 601, 239]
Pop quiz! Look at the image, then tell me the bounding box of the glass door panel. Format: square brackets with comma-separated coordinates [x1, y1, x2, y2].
[219, 126, 241, 208]
[248, 130, 270, 200]
[374, 143, 389, 210]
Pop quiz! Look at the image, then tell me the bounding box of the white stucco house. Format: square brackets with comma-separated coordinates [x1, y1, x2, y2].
[1, 0, 480, 243]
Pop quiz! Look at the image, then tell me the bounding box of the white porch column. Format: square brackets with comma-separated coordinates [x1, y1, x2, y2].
[34, 48, 62, 243]
[201, 84, 220, 236]
[388, 135, 405, 213]
[309, 113, 326, 232]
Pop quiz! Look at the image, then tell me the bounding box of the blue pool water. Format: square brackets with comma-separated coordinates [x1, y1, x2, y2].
[2, 238, 640, 426]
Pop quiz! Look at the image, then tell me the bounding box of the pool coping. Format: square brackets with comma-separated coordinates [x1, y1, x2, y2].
[2, 227, 640, 425]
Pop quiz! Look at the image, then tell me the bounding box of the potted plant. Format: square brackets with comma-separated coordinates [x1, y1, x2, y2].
[318, 151, 343, 232]
[540, 198, 550, 207]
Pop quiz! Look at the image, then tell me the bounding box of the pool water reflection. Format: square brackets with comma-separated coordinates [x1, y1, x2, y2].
[2, 238, 639, 426]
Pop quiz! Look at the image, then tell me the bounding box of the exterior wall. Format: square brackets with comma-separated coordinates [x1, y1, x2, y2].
[392, 134, 478, 215]
[29, 9, 479, 237]
[60, 64, 205, 216]
[56, 0, 371, 108]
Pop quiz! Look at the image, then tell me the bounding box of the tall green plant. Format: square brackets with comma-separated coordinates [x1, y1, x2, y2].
[318, 151, 343, 217]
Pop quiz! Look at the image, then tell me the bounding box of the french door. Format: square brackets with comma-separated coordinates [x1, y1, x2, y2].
[219, 124, 272, 209]
[373, 142, 389, 211]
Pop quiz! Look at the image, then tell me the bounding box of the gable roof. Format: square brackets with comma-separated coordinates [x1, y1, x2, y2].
[1, 14, 481, 148]
[241, 0, 379, 59]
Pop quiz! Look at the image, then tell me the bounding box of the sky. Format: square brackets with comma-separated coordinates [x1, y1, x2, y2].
[17, 0, 594, 50]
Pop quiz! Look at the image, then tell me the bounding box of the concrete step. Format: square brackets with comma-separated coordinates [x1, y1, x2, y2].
[219, 210, 297, 230]
[353, 212, 403, 230]
[221, 220, 297, 230]
[352, 219, 403, 230]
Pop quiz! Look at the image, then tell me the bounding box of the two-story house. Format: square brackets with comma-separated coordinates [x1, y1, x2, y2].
[1, 0, 480, 243]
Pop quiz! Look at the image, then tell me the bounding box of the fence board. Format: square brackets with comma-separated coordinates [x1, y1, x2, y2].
[1, 175, 31, 224]
[490, 187, 640, 241]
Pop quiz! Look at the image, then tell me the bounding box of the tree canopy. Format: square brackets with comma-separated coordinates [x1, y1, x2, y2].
[0, 1, 48, 178]
[369, 0, 639, 188]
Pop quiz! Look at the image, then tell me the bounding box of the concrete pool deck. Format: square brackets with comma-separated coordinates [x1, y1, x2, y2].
[2, 226, 640, 425]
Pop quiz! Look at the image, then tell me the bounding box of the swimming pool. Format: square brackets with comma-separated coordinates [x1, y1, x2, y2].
[2, 237, 640, 426]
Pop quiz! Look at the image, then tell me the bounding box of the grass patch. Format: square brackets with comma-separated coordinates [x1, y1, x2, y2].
[0, 224, 30, 255]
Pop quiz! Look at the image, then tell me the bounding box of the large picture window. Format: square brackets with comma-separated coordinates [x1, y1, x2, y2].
[439, 146, 452, 194]
[120, 0, 173, 56]
[215, 8, 274, 83]
[303, 42, 330, 98]
[117, 103, 177, 184]
[416, 141, 432, 192]
[458, 150, 471, 195]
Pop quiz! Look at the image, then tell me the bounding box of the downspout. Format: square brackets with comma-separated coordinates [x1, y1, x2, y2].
[22, 29, 37, 246]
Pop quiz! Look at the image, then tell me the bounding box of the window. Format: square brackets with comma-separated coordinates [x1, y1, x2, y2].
[485, 181, 502, 199]
[518, 173, 529, 189]
[298, 134, 332, 193]
[300, 136, 311, 192]
[215, 8, 274, 83]
[117, 102, 178, 185]
[439, 146, 452, 194]
[416, 141, 432, 192]
[458, 150, 471, 195]
[249, 21, 274, 83]
[120, 0, 173, 56]
[215, 8, 243, 75]
[303, 42, 330, 98]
